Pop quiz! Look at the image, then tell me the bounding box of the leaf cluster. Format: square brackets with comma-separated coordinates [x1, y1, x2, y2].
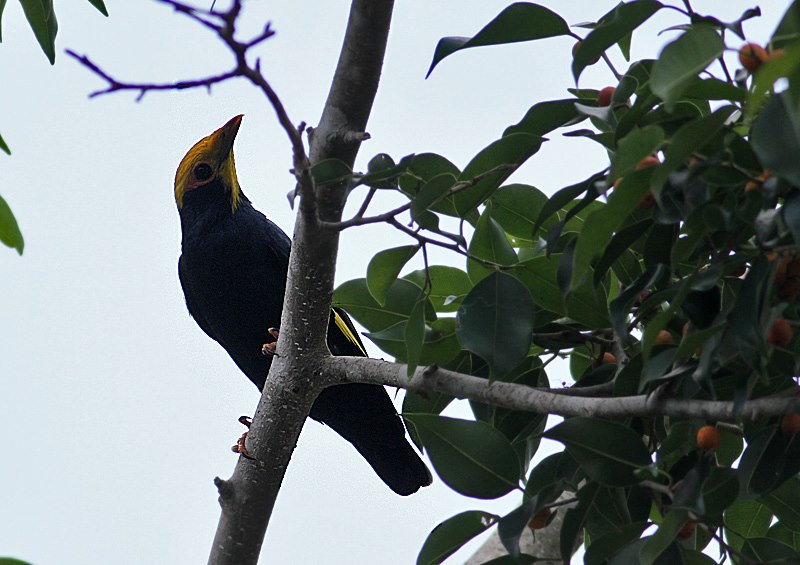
[327, 1, 800, 563]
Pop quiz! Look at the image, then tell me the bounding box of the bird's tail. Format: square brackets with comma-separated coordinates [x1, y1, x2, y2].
[311, 383, 432, 496]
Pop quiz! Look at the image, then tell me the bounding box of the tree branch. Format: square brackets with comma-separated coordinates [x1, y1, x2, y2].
[326, 357, 800, 422]
[208, 1, 395, 563]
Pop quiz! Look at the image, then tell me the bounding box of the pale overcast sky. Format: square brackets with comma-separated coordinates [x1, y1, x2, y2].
[0, 1, 784, 564]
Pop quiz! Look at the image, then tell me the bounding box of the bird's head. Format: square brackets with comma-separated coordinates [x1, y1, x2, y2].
[174, 115, 244, 212]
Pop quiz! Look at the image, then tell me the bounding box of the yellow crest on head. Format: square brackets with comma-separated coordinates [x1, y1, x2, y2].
[174, 115, 244, 211]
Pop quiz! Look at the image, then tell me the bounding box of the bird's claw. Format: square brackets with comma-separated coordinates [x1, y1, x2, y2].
[231, 415, 255, 459]
[261, 327, 281, 356]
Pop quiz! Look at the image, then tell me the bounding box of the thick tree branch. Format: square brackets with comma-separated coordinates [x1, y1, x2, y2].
[208, 1, 395, 563]
[327, 357, 800, 423]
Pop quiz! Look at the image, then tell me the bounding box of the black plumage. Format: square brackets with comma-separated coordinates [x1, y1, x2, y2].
[175, 116, 431, 495]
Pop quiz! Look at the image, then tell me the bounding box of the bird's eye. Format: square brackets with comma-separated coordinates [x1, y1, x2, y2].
[194, 163, 213, 181]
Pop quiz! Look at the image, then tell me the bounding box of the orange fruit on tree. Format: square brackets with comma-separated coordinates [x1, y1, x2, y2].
[637, 191, 656, 209]
[739, 43, 768, 72]
[654, 330, 675, 346]
[696, 425, 720, 450]
[528, 508, 551, 530]
[677, 522, 695, 540]
[781, 413, 800, 435]
[767, 317, 793, 347]
[593, 352, 616, 368]
[635, 155, 660, 170]
[597, 86, 615, 106]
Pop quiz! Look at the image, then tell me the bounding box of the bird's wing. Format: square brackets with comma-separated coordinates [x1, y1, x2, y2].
[329, 307, 367, 357]
[178, 254, 219, 342]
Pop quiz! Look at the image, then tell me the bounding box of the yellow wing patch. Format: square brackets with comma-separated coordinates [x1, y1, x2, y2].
[333, 309, 367, 356]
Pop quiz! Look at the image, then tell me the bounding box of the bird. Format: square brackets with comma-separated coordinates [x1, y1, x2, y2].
[174, 115, 432, 496]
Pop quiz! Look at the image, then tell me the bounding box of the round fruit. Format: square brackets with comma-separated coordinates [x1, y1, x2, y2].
[597, 86, 616, 107]
[593, 352, 616, 368]
[528, 508, 551, 530]
[654, 330, 675, 346]
[745, 170, 771, 192]
[635, 156, 660, 170]
[637, 191, 656, 209]
[677, 522, 695, 540]
[739, 43, 768, 72]
[781, 413, 800, 436]
[768, 317, 794, 347]
[696, 425, 721, 450]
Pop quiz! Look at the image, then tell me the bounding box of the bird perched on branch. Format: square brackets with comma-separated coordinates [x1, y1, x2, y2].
[174, 115, 431, 496]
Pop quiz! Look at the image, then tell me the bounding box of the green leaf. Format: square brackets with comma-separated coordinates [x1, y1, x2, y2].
[741, 537, 800, 563]
[571, 168, 656, 290]
[404, 266, 472, 313]
[405, 298, 426, 376]
[0, 131, 9, 154]
[701, 466, 740, 517]
[746, 44, 800, 119]
[594, 219, 651, 285]
[360, 153, 414, 189]
[456, 272, 533, 378]
[639, 510, 688, 565]
[609, 125, 665, 181]
[0, 560, 35, 565]
[426, 3, 569, 77]
[405, 414, 521, 499]
[725, 499, 772, 550]
[310, 158, 352, 185]
[412, 173, 457, 219]
[514, 255, 610, 327]
[767, 522, 800, 551]
[333, 278, 434, 332]
[739, 424, 800, 496]
[584, 522, 649, 565]
[366, 318, 460, 366]
[772, 1, 800, 50]
[504, 99, 583, 137]
[454, 133, 543, 217]
[532, 172, 603, 234]
[0, 0, 7, 41]
[417, 510, 499, 565]
[524, 451, 579, 500]
[682, 77, 747, 102]
[0, 194, 24, 254]
[752, 91, 800, 186]
[488, 184, 548, 241]
[609, 538, 681, 565]
[366, 246, 419, 305]
[650, 105, 736, 190]
[543, 417, 650, 487]
[467, 210, 518, 283]
[650, 27, 725, 108]
[764, 477, 800, 532]
[19, 0, 58, 64]
[572, 1, 662, 81]
[86, 0, 108, 16]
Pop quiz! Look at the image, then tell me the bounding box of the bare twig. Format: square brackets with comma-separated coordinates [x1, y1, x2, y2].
[640, 479, 673, 499]
[322, 163, 514, 230]
[67, 0, 312, 206]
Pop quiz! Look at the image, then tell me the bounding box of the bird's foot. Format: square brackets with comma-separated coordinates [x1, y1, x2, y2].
[261, 327, 281, 356]
[231, 415, 255, 460]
